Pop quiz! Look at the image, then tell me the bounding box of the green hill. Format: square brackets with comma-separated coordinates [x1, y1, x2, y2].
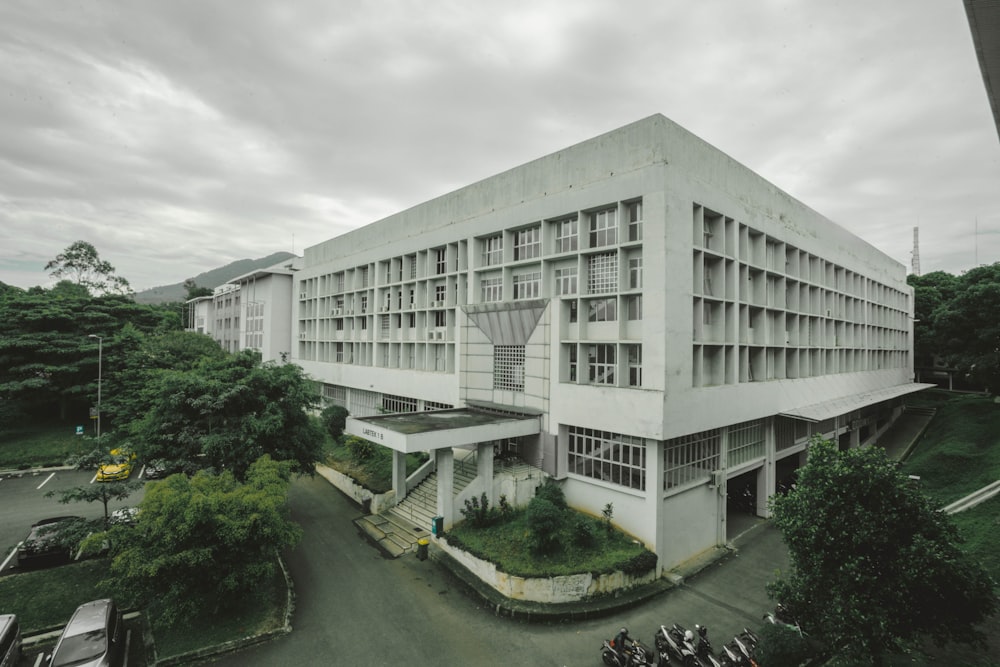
[133, 252, 296, 304]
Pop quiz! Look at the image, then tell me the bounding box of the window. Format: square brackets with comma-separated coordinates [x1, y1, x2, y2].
[336, 273, 345, 292]
[513, 226, 540, 260]
[435, 248, 447, 275]
[565, 344, 577, 381]
[627, 344, 642, 387]
[728, 420, 765, 467]
[629, 256, 643, 289]
[383, 394, 418, 413]
[482, 235, 503, 266]
[568, 426, 646, 491]
[435, 284, 446, 303]
[481, 276, 502, 302]
[626, 295, 642, 321]
[335, 318, 344, 331]
[554, 217, 578, 253]
[627, 200, 643, 241]
[360, 267, 369, 287]
[663, 429, 721, 489]
[408, 313, 416, 328]
[409, 289, 415, 308]
[494, 345, 525, 391]
[588, 252, 618, 294]
[513, 272, 541, 300]
[589, 207, 617, 247]
[408, 255, 417, 279]
[380, 315, 390, 335]
[588, 298, 617, 322]
[434, 310, 446, 327]
[568, 299, 578, 323]
[588, 344, 615, 384]
[555, 267, 577, 295]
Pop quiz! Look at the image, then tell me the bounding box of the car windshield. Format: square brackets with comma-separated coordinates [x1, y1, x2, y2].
[52, 629, 107, 667]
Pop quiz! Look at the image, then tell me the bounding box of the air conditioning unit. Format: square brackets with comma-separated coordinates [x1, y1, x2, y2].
[298, 332, 307, 339]
[332, 308, 342, 316]
[299, 292, 308, 299]
[435, 330, 445, 340]
[434, 300, 445, 308]
[380, 306, 389, 312]
[709, 470, 725, 489]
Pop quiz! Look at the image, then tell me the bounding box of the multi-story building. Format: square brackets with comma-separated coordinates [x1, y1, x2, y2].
[292, 114, 928, 572]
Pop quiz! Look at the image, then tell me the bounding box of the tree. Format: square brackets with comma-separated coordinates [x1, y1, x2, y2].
[108, 456, 301, 626]
[46, 479, 142, 549]
[933, 263, 1000, 392]
[183, 278, 213, 299]
[320, 404, 349, 440]
[128, 350, 325, 480]
[45, 241, 131, 296]
[768, 437, 996, 665]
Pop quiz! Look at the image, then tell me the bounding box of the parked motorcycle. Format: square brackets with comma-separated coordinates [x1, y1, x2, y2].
[600, 635, 660, 666]
[655, 624, 699, 667]
[763, 603, 805, 637]
[723, 628, 759, 667]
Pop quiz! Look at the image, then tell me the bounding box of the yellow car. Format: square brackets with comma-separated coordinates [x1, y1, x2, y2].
[96, 448, 136, 482]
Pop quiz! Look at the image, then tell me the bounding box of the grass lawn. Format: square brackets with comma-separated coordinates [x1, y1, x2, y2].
[0, 423, 96, 469]
[151, 565, 288, 659]
[0, 558, 113, 632]
[901, 392, 1000, 504]
[447, 509, 651, 578]
[325, 442, 426, 493]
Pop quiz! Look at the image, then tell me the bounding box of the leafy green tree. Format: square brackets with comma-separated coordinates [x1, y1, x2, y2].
[128, 350, 325, 480]
[320, 404, 349, 440]
[47, 479, 141, 534]
[932, 263, 1000, 392]
[108, 456, 301, 626]
[0, 286, 176, 422]
[45, 241, 131, 296]
[769, 437, 996, 665]
[183, 278, 213, 299]
[526, 496, 564, 555]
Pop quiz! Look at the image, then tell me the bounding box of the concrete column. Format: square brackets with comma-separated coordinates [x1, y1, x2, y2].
[716, 428, 728, 546]
[436, 448, 455, 530]
[646, 439, 666, 577]
[477, 441, 494, 505]
[392, 450, 407, 505]
[759, 418, 777, 519]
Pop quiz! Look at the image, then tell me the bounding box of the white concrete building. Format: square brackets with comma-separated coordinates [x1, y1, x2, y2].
[229, 262, 299, 362]
[293, 114, 928, 572]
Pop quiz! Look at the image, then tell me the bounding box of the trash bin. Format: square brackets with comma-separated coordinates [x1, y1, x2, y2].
[431, 515, 444, 536]
[416, 538, 429, 561]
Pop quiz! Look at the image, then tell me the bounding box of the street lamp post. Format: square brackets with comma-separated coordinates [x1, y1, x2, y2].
[88, 334, 103, 443]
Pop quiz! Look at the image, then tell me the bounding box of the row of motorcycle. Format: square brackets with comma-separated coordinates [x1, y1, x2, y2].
[601, 623, 760, 667]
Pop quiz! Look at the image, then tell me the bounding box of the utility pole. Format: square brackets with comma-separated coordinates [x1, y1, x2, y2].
[88, 334, 103, 444]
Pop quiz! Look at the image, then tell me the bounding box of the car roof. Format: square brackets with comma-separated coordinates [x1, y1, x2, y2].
[33, 516, 79, 527]
[64, 599, 113, 636]
[0, 614, 16, 633]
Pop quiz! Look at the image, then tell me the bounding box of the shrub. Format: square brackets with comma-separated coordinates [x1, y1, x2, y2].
[572, 517, 599, 548]
[461, 493, 513, 528]
[345, 436, 378, 461]
[753, 622, 816, 667]
[526, 497, 564, 555]
[535, 479, 568, 510]
[320, 404, 349, 440]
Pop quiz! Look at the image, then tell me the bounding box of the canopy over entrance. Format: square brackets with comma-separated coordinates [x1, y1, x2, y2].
[778, 383, 936, 423]
[345, 407, 541, 454]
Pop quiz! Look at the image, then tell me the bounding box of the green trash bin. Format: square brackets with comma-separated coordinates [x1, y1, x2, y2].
[431, 515, 444, 536]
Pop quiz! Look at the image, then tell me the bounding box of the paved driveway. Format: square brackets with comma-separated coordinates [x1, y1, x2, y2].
[201, 474, 790, 666]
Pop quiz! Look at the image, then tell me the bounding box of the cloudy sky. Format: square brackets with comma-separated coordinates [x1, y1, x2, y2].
[2, 1, 997, 291]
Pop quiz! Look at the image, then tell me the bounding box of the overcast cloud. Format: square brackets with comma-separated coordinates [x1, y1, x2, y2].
[1, 1, 997, 291]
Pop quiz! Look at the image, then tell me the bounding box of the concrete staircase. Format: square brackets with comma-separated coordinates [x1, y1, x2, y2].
[354, 459, 477, 558]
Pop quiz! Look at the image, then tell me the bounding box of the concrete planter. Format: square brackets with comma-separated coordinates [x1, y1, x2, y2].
[316, 464, 396, 514]
[436, 536, 657, 604]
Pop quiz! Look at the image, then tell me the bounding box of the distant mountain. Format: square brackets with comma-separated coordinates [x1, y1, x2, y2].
[133, 252, 297, 304]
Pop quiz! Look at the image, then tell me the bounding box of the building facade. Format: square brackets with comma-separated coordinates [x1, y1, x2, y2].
[293, 114, 925, 571]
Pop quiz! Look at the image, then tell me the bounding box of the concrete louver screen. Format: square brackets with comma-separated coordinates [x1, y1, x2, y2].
[463, 299, 547, 345]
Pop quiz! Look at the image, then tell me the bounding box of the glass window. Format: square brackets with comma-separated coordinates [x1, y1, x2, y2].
[435, 248, 447, 275]
[482, 235, 503, 266]
[588, 343, 615, 384]
[627, 200, 643, 241]
[629, 255, 643, 289]
[626, 295, 642, 321]
[589, 208, 617, 247]
[566, 344, 577, 381]
[481, 277, 502, 302]
[513, 272, 541, 300]
[627, 344, 642, 387]
[514, 227, 540, 261]
[568, 426, 645, 491]
[554, 217, 578, 253]
[664, 429, 721, 489]
[588, 297, 617, 322]
[555, 267, 578, 295]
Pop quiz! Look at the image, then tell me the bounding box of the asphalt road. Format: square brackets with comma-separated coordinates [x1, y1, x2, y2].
[0, 468, 146, 573]
[201, 474, 789, 666]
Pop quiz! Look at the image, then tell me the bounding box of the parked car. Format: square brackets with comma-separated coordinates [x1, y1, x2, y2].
[17, 517, 82, 568]
[109, 507, 139, 526]
[47, 599, 124, 667]
[0, 614, 20, 667]
[97, 449, 136, 482]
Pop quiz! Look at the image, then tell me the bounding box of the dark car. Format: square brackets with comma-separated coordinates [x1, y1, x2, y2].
[17, 517, 82, 568]
[48, 599, 124, 667]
